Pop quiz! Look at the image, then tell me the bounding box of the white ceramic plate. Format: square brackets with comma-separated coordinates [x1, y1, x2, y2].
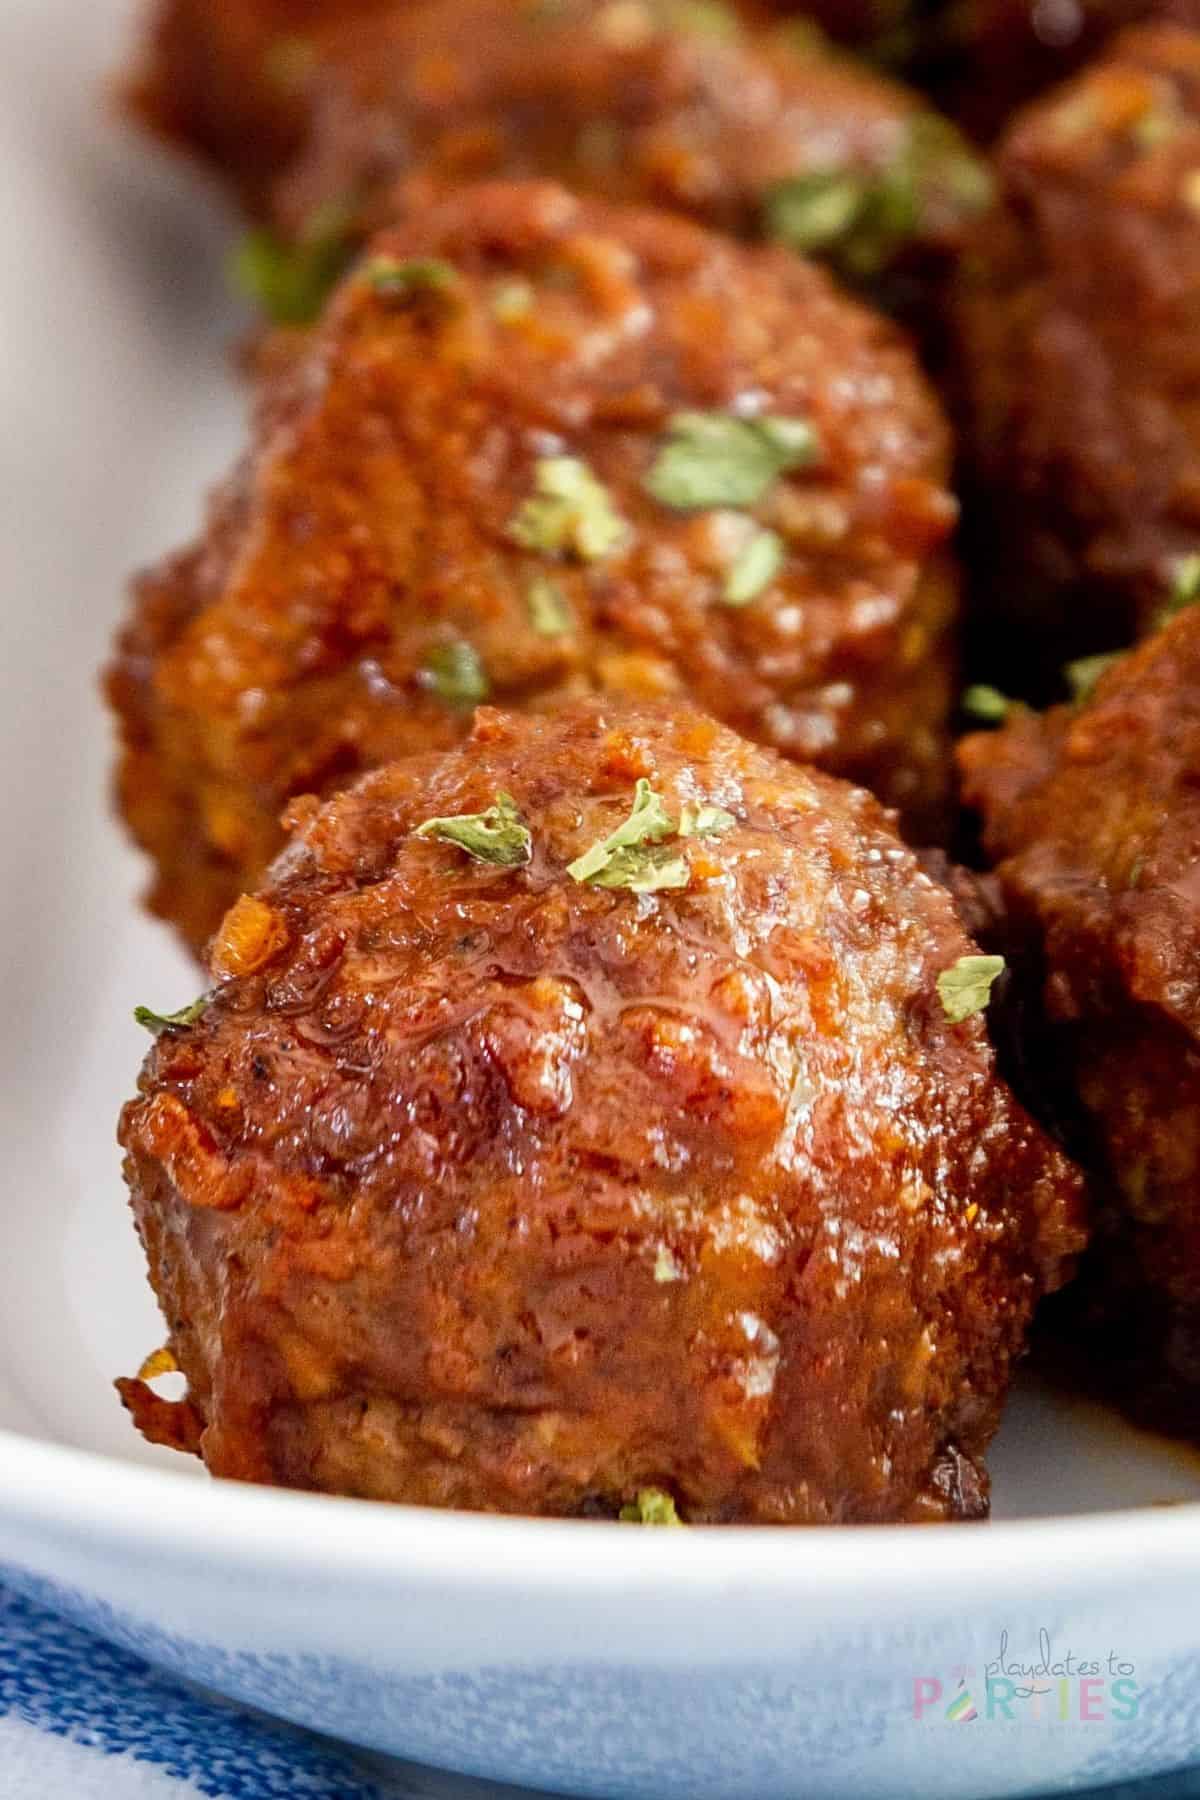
[4, 4, 1200, 1796]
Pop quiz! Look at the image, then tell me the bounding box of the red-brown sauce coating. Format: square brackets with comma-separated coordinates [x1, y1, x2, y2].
[952, 25, 1200, 681]
[119, 702, 1085, 1520]
[959, 603, 1200, 1429]
[283, 0, 985, 274]
[107, 180, 960, 954]
[127, 0, 391, 205]
[129, 0, 989, 307]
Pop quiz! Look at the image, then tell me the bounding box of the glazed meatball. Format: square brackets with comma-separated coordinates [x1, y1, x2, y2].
[785, 0, 1200, 141]
[134, 0, 989, 313]
[107, 180, 961, 955]
[117, 702, 1085, 1522]
[952, 26, 1200, 688]
[127, 0, 391, 209]
[918, 0, 1200, 141]
[959, 601, 1200, 1431]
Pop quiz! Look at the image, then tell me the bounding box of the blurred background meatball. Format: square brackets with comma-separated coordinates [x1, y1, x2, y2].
[117, 703, 1084, 1522]
[951, 25, 1200, 694]
[774, 0, 1200, 140]
[108, 180, 961, 955]
[959, 601, 1200, 1433]
[910, 0, 1200, 141]
[128, 0, 392, 208]
[131, 0, 990, 319]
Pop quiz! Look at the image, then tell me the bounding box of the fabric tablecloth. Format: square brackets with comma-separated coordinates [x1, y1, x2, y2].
[4, 1582, 1200, 1800]
[0, 1586, 533, 1800]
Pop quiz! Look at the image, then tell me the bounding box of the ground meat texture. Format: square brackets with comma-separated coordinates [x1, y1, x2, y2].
[107, 180, 961, 956]
[127, 0, 392, 209]
[133, 0, 990, 313]
[958, 602, 1200, 1432]
[951, 26, 1200, 692]
[116, 702, 1085, 1522]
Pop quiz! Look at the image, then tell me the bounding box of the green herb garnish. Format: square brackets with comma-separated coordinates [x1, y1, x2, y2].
[415, 792, 532, 867]
[645, 412, 818, 512]
[365, 256, 460, 308]
[586, 845, 691, 892]
[936, 955, 1005, 1024]
[567, 778, 676, 884]
[724, 527, 784, 606]
[509, 457, 628, 561]
[567, 781, 733, 892]
[663, 0, 740, 37]
[526, 577, 572, 637]
[764, 115, 991, 279]
[962, 684, 1013, 725]
[678, 800, 735, 837]
[424, 641, 490, 707]
[1157, 552, 1200, 627]
[762, 171, 868, 257]
[134, 997, 209, 1036]
[1065, 652, 1122, 705]
[230, 203, 356, 326]
[619, 1487, 684, 1526]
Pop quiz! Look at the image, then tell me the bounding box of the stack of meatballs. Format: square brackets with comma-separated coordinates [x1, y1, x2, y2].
[106, 0, 1200, 1523]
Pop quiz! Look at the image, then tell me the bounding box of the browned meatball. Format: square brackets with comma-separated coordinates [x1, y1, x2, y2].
[921, 0, 1200, 141]
[959, 601, 1200, 1431]
[782, 0, 1200, 140]
[952, 25, 1200, 688]
[132, 0, 990, 314]
[117, 702, 1085, 1522]
[107, 180, 961, 956]
[127, 0, 391, 208]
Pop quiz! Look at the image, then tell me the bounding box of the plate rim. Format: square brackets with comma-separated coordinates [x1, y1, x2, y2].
[5, 1423, 1200, 1597]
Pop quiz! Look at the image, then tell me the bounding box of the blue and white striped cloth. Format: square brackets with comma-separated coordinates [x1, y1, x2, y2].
[4, 1583, 1200, 1800]
[0, 1586, 520, 1800]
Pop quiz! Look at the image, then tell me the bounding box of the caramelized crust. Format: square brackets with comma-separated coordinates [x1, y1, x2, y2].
[127, 0, 390, 207]
[953, 25, 1200, 683]
[960, 603, 1200, 1428]
[108, 181, 960, 954]
[119, 702, 1085, 1521]
[130, 0, 988, 307]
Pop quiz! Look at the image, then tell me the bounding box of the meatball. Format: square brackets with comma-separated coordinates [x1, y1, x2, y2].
[917, 0, 1200, 142]
[133, 0, 990, 314]
[959, 601, 1200, 1431]
[782, 0, 1200, 142]
[116, 702, 1085, 1522]
[107, 180, 961, 955]
[952, 25, 1200, 689]
[127, 0, 390, 209]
